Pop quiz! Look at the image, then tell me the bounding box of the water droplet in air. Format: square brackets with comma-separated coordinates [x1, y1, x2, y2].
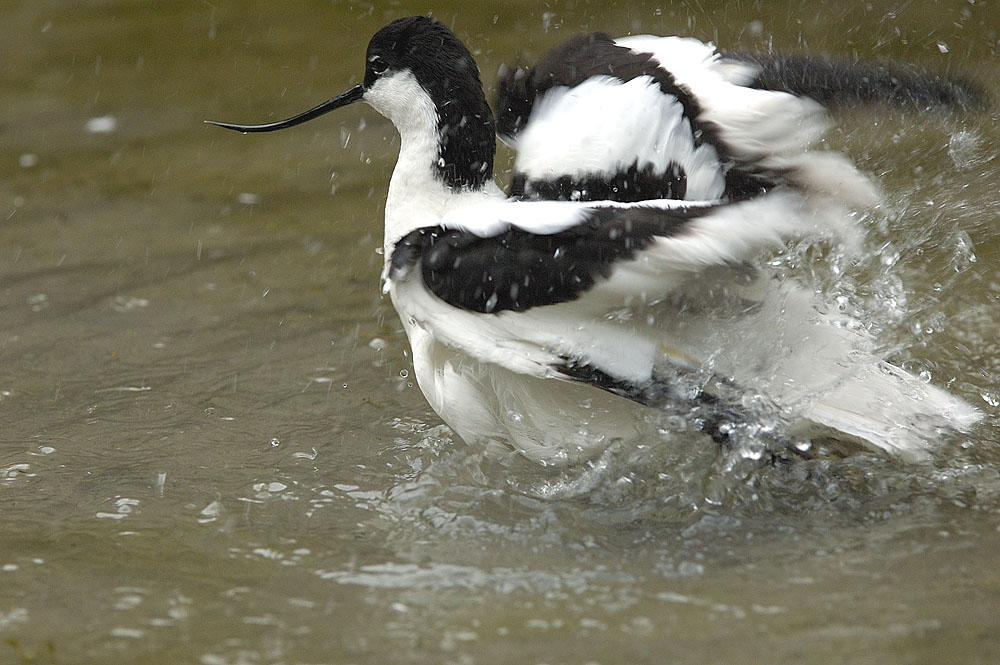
[85, 115, 117, 134]
[948, 130, 982, 169]
[951, 231, 977, 272]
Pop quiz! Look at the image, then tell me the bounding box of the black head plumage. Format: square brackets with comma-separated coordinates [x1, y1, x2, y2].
[366, 17, 497, 190]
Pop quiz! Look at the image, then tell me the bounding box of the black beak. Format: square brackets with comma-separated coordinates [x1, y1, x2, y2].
[205, 84, 365, 133]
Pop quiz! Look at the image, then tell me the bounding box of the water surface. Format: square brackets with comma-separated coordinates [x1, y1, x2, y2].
[2, 1, 999, 663]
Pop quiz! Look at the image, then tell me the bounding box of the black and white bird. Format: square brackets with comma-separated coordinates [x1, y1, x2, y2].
[209, 16, 981, 464]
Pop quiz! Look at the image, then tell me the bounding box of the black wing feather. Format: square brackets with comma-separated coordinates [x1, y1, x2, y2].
[389, 204, 715, 314]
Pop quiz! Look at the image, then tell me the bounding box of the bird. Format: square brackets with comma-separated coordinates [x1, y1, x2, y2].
[208, 16, 982, 465]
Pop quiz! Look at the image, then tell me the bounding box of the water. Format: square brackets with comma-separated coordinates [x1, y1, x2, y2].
[2, 1, 999, 663]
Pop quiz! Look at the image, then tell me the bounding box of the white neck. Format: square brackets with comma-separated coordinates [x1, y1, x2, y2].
[384, 123, 452, 246]
[363, 70, 500, 253]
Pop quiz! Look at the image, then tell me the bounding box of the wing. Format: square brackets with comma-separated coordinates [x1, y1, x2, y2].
[389, 201, 710, 314]
[495, 32, 878, 207]
[386, 191, 828, 317]
[384, 188, 859, 408]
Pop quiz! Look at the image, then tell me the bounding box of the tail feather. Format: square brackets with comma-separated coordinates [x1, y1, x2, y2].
[724, 51, 990, 111]
[644, 274, 983, 463]
[799, 361, 983, 462]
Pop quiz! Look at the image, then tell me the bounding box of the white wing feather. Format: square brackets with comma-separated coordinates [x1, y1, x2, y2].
[513, 76, 727, 200]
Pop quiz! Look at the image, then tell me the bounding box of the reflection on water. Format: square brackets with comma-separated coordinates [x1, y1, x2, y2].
[1, 0, 999, 664]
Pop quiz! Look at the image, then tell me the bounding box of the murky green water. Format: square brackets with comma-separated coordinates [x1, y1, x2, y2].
[2, 1, 999, 663]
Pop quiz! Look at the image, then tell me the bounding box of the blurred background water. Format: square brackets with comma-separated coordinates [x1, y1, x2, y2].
[1, 1, 999, 663]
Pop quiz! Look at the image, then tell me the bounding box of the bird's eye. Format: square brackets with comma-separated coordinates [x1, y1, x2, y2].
[369, 56, 388, 74]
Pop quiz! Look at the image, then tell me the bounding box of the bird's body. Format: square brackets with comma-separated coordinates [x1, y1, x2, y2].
[209, 16, 981, 464]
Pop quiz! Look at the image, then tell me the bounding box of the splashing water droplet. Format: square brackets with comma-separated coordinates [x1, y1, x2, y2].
[948, 130, 982, 169]
[951, 231, 977, 272]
